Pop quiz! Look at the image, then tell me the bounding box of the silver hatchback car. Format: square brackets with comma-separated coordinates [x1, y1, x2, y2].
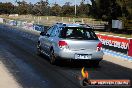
[37, 23, 104, 66]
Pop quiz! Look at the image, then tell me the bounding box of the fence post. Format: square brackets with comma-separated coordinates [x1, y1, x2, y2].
[47, 16, 48, 21]
[38, 17, 39, 24]
[62, 17, 63, 22]
[82, 19, 84, 23]
[73, 19, 75, 23]
[69, 18, 70, 22]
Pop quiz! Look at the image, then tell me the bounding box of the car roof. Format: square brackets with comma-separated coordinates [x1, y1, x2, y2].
[55, 23, 92, 28]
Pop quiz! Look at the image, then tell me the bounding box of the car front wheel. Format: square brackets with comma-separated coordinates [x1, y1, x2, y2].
[50, 50, 56, 64]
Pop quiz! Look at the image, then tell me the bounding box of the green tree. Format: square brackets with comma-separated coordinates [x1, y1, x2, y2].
[117, 0, 131, 19]
[78, 0, 91, 17]
[90, 0, 122, 20]
[61, 2, 74, 16]
[27, 2, 34, 14]
[32, 0, 49, 16]
[16, 1, 29, 14]
[0, 2, 14, 14]
[50, 4, 61, 16]
[90, 0, 98, 18]
[110, 0, 122, 19]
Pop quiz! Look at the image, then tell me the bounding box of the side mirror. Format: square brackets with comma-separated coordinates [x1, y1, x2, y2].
[40, 32, 45, 36]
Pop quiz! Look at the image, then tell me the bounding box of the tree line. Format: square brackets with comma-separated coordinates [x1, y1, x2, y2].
[0, 0, 131, 20]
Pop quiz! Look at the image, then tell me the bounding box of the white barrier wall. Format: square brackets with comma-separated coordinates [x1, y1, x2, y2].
[0, 18, 4, 23]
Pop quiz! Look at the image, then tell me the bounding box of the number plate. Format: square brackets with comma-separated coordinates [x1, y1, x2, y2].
[75, 54, 92, 59]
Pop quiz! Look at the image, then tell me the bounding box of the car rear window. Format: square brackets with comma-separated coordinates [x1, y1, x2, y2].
[59, 27, 98, 40]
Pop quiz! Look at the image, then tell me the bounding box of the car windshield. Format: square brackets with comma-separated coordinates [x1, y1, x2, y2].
[59, 27, 98, 40]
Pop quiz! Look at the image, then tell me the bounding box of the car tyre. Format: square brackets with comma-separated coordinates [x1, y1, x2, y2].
[50, 50, 56, 64]
[92, 61, 100, 67]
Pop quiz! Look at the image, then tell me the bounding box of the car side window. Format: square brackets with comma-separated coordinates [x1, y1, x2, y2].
[46, 26, 54, 36]
[50, 26, 57, 37]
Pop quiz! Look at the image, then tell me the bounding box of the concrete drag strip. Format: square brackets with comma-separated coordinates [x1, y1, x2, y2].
[0, 24, 40, 42]
[0, 60, 21, 88]
[103, 49, 132, 62]
[103, 55, 132, 69]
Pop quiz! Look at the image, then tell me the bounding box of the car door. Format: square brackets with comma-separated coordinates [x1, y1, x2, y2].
[45, 26, 58, 55]
[41, 26, 54, 54]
